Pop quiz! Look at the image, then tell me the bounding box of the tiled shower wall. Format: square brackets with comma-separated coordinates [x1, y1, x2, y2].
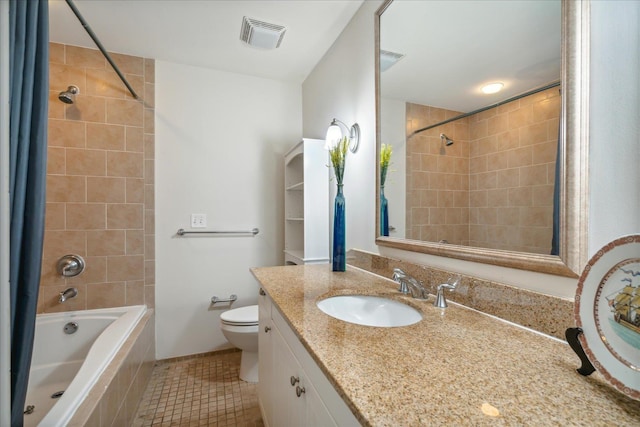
[405, 87, 560, 254]
[38, 43, 155, 313]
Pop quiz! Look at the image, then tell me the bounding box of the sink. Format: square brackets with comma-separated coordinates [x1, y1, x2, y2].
[316, 295, 421, 327]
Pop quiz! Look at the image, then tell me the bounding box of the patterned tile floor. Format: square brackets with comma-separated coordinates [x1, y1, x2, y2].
[133, 351, 263, 427]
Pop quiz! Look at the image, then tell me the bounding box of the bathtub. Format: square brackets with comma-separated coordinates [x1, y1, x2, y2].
[24, 305, 148, 427]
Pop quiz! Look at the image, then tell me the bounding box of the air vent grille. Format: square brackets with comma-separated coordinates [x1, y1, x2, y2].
[240, 16, 286, 49]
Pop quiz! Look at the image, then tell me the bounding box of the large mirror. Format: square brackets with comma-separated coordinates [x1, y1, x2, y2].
[375, 0, 589, 277]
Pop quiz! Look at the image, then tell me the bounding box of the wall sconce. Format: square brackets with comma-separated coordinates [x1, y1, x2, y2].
[325, 118, 361, 153]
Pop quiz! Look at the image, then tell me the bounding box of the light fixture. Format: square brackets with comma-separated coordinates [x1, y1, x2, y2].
[380, 50, 405, 72]
[325, 118, 361, 153]
[240, 16, 286, 49]
[481, 82, 504, 94]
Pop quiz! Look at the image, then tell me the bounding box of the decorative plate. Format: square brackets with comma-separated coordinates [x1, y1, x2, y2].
[575, 235, 640, 400]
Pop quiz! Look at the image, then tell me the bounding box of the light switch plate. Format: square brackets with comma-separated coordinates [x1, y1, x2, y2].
[191, 214, 207, 228]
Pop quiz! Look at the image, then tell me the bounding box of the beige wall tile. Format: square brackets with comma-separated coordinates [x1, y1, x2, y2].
[48, 91, 65, 119]
[519, 122, 548, 147]
[533, 140, 558, 165]
[107, 99, 143, 126]
[126, 230, 144, 255]
[65, 95, 107, 123]
[49, 63, 86, 94]
[144, 134, 154, 160]
[107, 204, 143, 229]
[66, 45, 105, 69]
[111, 52, 144, 75]
[39, 284, 87, 313]
[520, 206, 553, 227]
[126, 126, 144, 152]
[144, 108, 154, 134]
[126, 281, 145, 306]
[45, 203, 65, 230]
[43, 230, 86, 259]
[532, 185, 554, 206]
[87, 177, 126, 203]
[47, 147, 66, 175]
[48, 119, 85, 148]
[87, 123, 125, 150]
[507, 146, 533, 168]
[486, 189, 509, 208]
[107, 256, 144, 281]
[68, 256, 107, 285]
[145, 210, 155, 234]
[87, 230, 126, 256]
[66, 203, 106, 230]
[87, 282, 126, 310]
[126, 178, 144, 203]
[508, 187, 532, 207]
[86, 68, 125, 98]
[107, 151, 143, 177]
[533, 96, 561, 122]
[144, 184, 154, 207]
[66, 148, 106, 176]
[519, 164, 548, 187]
[145, 260, 155, 285]
[508, 105, 534, 129]
[125, 74, 145, 101]
[496, 169, 519, 188]
[47, 175, 86, 202]
[49, 43, 65, 64]
[144, 59, 155, 84]
[145, 235, 155, 259]
[144, 82, 155, 109]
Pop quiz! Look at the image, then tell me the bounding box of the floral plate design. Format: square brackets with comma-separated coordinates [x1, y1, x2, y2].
[575, 235, 640, 400]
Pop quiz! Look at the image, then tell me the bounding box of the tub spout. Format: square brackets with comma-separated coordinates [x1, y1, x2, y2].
[59, 287, 78, 303]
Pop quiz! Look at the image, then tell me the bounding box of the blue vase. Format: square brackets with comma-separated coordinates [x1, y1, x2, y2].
[380, 185, 389, 236]
[332, 185, 346, 272]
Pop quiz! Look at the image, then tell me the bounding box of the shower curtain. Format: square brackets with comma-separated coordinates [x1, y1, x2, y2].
[551, 124, 561, 256]
[9, 0, 48, 425]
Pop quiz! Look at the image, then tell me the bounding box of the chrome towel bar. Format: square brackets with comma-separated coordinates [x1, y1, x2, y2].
[177, 228, 259, 236]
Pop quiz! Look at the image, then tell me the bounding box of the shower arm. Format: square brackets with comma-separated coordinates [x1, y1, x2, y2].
[64, 0, 139, 100]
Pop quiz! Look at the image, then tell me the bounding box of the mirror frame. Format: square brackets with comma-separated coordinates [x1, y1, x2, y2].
[375, 0, 589, 278]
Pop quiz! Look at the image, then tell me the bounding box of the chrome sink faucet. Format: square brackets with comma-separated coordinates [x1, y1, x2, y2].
[392, 268, 429, 300]
[434, 275, 461, 308]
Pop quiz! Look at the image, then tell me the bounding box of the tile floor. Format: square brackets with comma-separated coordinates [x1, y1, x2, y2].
[133, 350, 263, 427]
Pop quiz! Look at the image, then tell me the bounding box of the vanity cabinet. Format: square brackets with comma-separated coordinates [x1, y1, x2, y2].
[258, 290, 359, 427]
[284, 139, 329, 265]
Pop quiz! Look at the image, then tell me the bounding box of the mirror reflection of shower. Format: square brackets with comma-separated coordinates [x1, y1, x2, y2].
[58, 85, 79, 104]
[439, 133, 453, 154]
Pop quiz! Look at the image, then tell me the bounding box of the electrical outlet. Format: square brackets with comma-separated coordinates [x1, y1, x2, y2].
[191, 214, 207, 228]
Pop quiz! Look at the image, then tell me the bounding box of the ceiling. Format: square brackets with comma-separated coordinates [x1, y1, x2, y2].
[380, 0, 562, 112]
[49, 0, 364, 84]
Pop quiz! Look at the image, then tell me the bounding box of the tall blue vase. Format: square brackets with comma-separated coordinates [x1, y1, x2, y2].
[380, 185, 389, 236]
[332, 184, 346, 272]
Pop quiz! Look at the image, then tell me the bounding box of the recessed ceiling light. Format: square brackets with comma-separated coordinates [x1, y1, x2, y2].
[240, 17, 286, 49]
[380, 50, 405, 72]
[481, 82, 504, 94]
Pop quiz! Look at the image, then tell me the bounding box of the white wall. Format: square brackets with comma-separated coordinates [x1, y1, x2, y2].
[155, 61, 301, 359]
[302, 0, 640, 300]
[302, 0, 379, 254]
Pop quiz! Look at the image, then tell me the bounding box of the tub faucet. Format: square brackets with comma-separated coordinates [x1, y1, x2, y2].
[59, 287, 78, 303]
[392, 268, 429, 300]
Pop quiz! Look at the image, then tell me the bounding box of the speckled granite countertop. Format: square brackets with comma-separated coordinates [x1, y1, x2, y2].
[251, 264, 640, 426]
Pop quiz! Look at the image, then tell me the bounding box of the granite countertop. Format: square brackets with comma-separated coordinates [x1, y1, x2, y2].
[251, 264, 640, 426]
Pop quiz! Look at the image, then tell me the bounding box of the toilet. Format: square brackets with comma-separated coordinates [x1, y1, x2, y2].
[220, 305, 259, 383]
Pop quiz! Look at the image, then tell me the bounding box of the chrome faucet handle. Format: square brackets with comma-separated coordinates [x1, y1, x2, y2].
[434, 275, 460, 308]
[392, 268, 410, 294]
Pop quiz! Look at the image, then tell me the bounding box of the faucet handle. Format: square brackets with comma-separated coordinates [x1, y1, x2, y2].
[434, 275, 460, 308]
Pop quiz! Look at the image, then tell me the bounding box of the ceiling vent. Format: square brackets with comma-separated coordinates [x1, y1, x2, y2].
[240, 16, 286, 49]
[380, 50, 405, 72]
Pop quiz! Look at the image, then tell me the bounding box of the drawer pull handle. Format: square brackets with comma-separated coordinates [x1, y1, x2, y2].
[296, 386, 305, 397]
[264, 326, 271, 333]
[290, 376, 299, 386]
[259, 288, 266, 296]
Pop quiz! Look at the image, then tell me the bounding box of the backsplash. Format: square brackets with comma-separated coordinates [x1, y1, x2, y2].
[347, 249, 574, 340]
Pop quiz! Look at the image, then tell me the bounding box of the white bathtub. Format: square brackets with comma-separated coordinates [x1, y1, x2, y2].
[24, 305, 147, 427]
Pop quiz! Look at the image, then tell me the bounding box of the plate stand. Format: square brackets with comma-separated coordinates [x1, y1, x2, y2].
[565, 327, 596, 376]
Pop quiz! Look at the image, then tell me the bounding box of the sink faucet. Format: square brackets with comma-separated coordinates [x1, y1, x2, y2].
[433, 275, 461, 308]
[392, 268, 429, 300]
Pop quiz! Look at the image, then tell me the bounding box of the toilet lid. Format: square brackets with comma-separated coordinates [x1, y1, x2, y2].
[220, 305, 258, 326]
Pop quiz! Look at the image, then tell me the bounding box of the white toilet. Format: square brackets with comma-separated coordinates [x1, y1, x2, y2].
[220, 305, 259, 383]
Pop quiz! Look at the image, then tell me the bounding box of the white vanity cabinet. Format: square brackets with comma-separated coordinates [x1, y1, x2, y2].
[258, 290, 359, 427]
[283, 139, 329, 265]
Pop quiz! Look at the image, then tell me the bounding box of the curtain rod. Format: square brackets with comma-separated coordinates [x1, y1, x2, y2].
[64, 0, 139, 99]
[409, 81, 561, 138]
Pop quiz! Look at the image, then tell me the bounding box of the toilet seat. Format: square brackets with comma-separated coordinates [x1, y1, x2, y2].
[220, 305, 258, 326]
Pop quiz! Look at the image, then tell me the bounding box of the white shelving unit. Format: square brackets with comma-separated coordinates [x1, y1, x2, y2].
[284, 139, 329, 265]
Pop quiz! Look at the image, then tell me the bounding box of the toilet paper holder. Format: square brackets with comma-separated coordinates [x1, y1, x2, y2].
[211, 294, 237, 305]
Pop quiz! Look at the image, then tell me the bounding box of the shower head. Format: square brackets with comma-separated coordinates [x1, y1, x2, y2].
[58, 85, 79, 104]
[440, 133, 453, 146]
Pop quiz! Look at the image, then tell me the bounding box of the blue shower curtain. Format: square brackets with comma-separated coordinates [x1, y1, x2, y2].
[9, 0, 48, 425]
[551, 124, 561, 256]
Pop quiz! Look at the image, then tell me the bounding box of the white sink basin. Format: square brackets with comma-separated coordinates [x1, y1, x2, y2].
[316, 295, 421, 327]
